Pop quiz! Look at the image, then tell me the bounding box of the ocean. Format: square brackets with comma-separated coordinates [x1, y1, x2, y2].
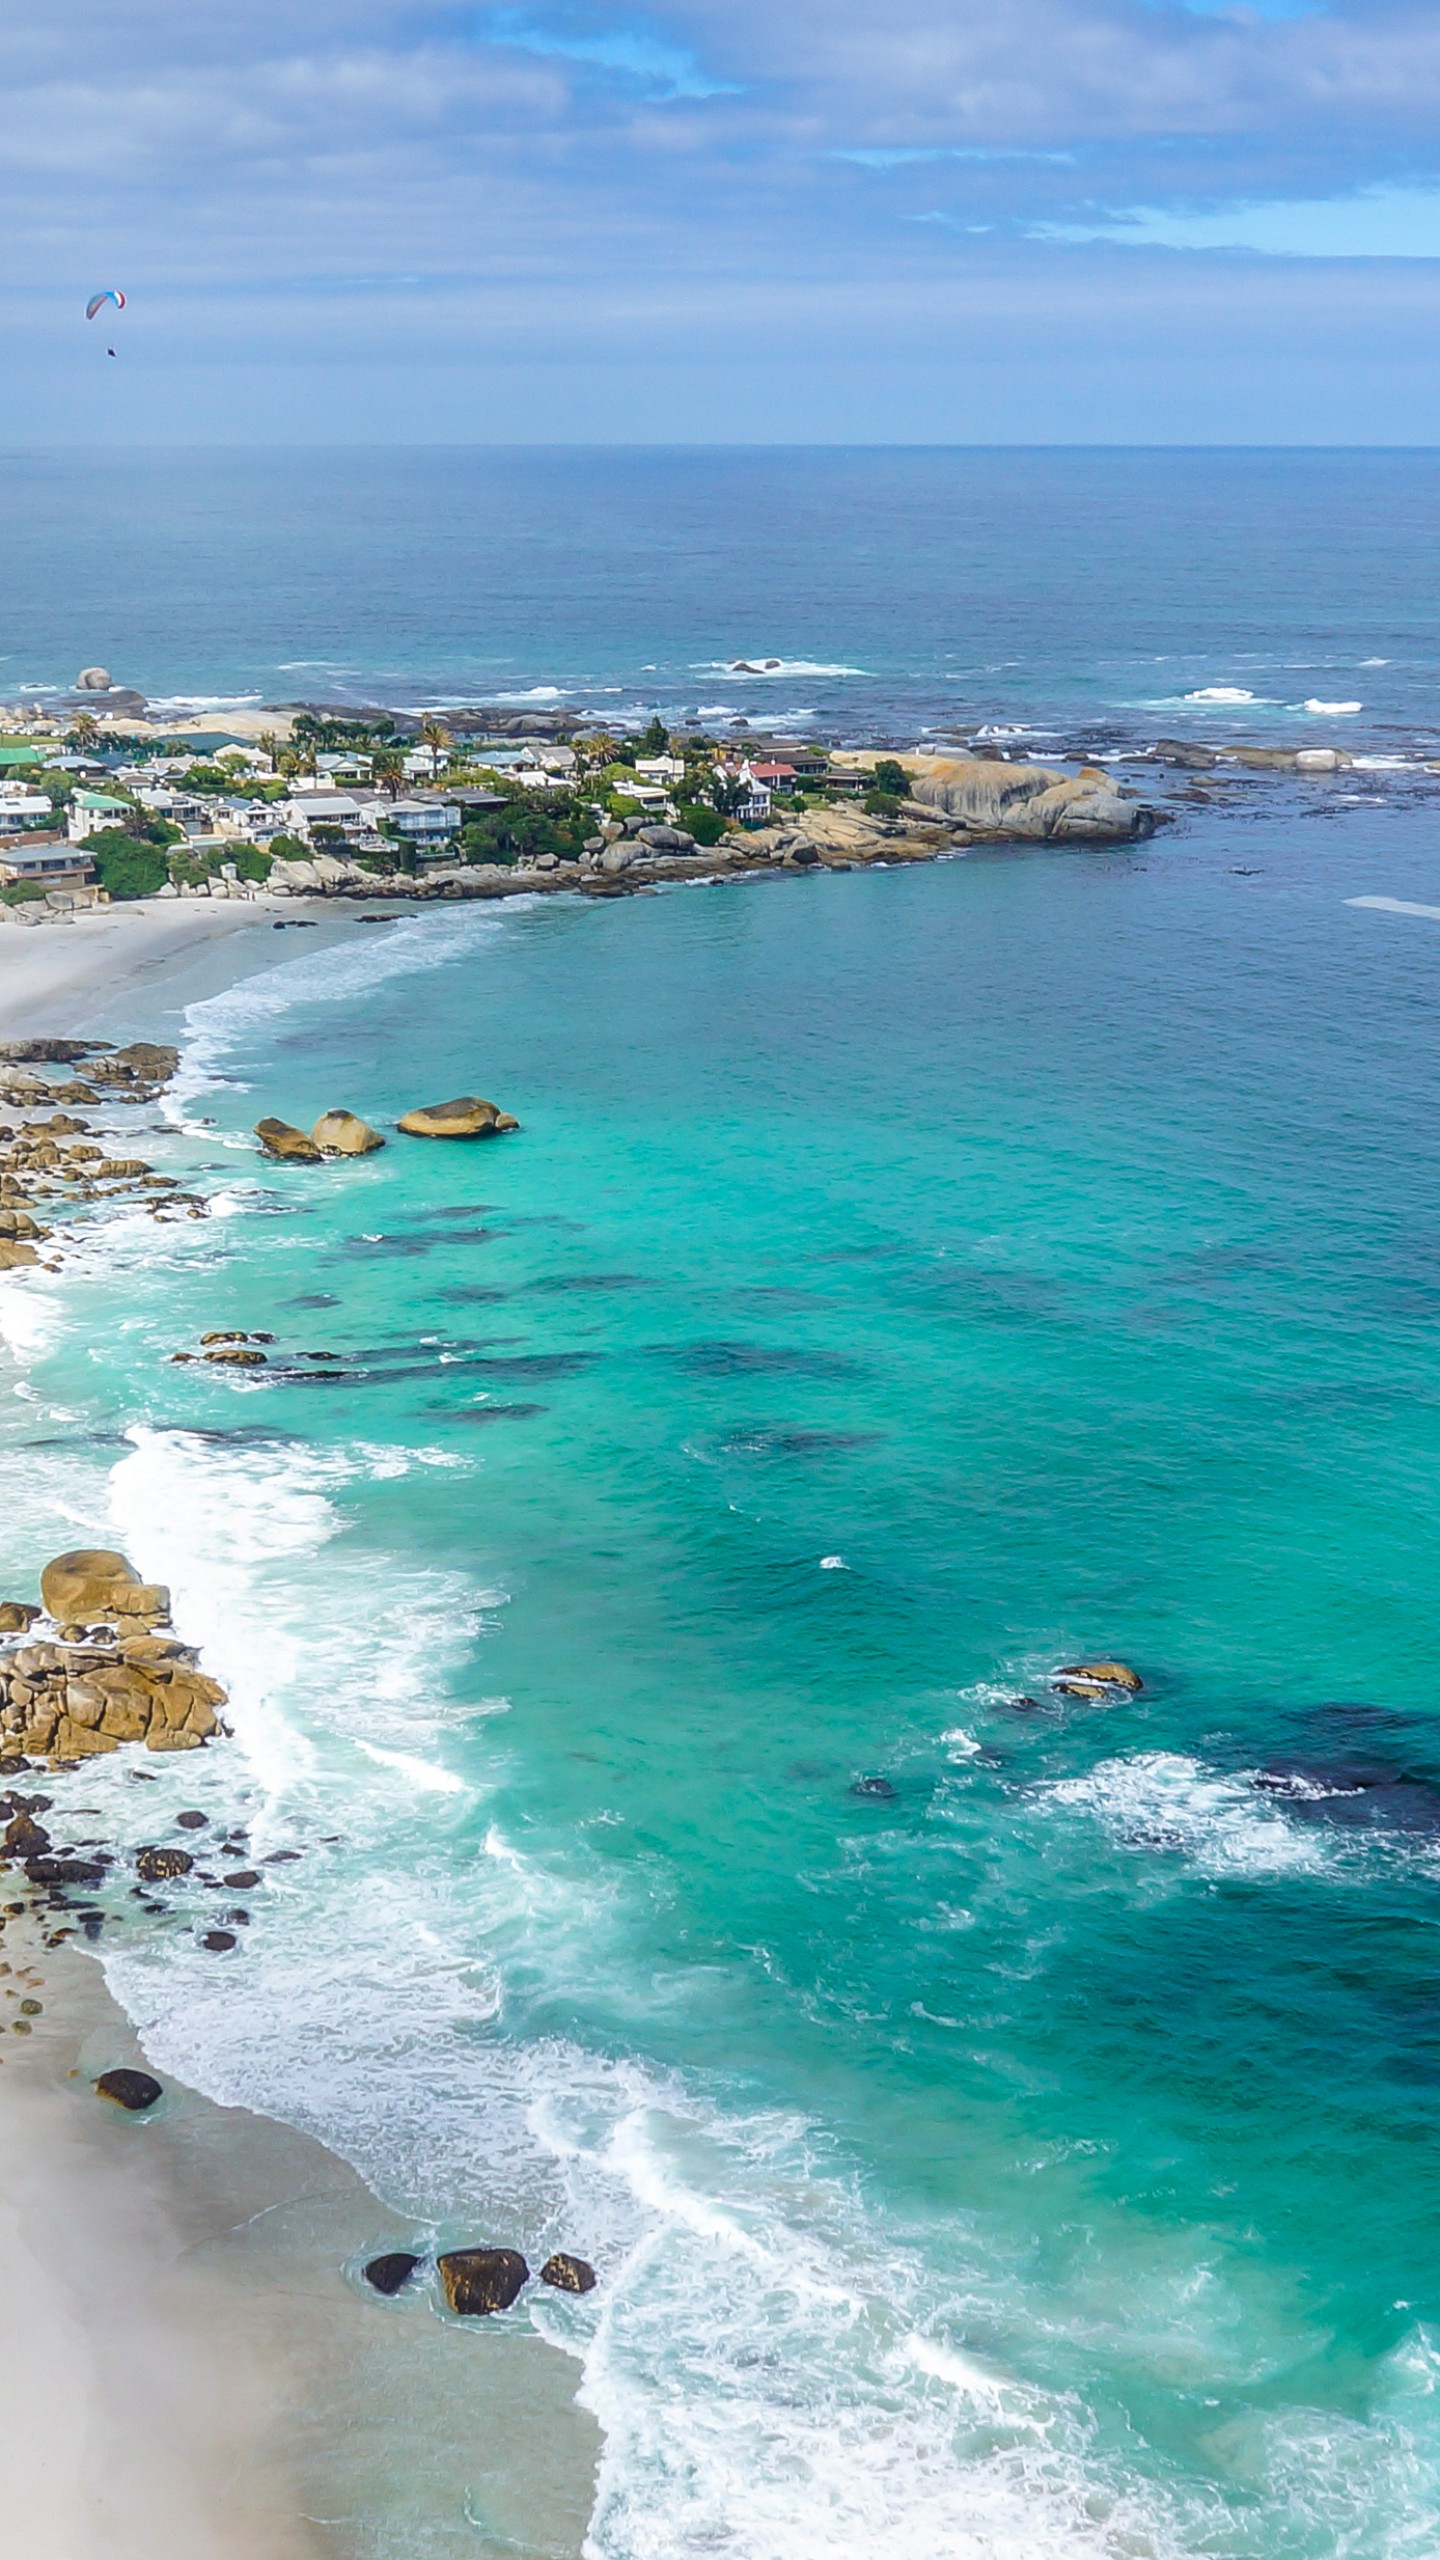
[6, 449, 1440, 2556]
[5, 444, 1440, 748]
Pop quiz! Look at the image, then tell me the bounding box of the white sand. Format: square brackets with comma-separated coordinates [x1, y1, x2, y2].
[0, 899, 316, 1040]
[0, 1931, 600, 2558]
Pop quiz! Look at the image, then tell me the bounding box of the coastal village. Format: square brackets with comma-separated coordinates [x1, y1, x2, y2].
[0, 669, 1164, 926]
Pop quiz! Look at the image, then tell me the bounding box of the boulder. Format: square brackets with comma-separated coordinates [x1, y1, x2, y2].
[3, 1813, 51, 1861]
[397, 1097, 519, 1140]
[95, 2068, 163, 2112]
[312, 1110, 385, 1157]
[363, 2251, 422, 2296]
[136, 1846, 195, 1881]
[203, 1346, 268, 1367]
[910, 759, 1157, 843]
[0, 1241, 39, 1271]
[201, 1929, 236, 1952]
[255, 1118, 324, 1163]
[437, 2247, 530, 2316]
[0, 1605, 38, 1635]
[1052, 1660, 1143, 1698]
[40, 1551, 169, 1629]
[540, 2252, 597, 2295]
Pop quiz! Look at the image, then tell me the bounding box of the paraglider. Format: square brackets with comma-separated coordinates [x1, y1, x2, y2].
[85, 289, 126, 322]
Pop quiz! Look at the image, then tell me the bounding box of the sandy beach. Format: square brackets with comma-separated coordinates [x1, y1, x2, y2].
[0, 898, 337, 1040]
[0, 906, 603, 2559]
[0, 1928, 599, 2560]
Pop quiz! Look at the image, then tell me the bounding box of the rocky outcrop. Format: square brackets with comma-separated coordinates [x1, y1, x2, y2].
[540, 2252, 598, 2294]
[255, 1117, 324, 1162]
[311, 1110, 385, 1156]
[397, 1097, 519, 1140]
[1052, 1660, 1143, 1698]
[910, 760, 1158, 843]
[0, 1552, 228, 1761]
[437, 2247, 530, 2315]
[95, 2068, 163, 2111]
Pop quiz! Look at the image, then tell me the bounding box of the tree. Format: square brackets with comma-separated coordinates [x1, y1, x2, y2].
[640, 715, 669, 757]
[68, 712, 101, 752]
[417, 718, 452, 774]
[370, 748, 406, 798]
[871, 759, 909, 798]
[256, 730, 283, 772]
[83, 831, 169, 899]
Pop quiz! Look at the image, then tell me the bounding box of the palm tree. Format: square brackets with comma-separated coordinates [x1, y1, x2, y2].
[68, 712, 101, 752]
[415, 718, 452, 779]
[370, 748, 406, 798]
[256, 729, 282, 772]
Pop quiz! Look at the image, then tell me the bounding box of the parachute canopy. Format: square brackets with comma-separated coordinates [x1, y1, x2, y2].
[85, 289, 126, 321]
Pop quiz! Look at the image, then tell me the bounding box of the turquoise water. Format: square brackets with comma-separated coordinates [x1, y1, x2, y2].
[8, 804, 1440, 2552]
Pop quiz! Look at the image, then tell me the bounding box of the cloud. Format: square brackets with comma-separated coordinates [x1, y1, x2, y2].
[6, 0, 1440, 433]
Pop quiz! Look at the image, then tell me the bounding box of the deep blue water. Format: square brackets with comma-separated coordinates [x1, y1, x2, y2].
[4, 446, 1440, 747]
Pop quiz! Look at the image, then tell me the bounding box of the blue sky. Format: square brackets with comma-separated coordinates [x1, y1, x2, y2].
[9, 0, 1440, 439]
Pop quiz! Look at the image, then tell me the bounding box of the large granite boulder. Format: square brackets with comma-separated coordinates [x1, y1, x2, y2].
[255, 1118, 324, 1162]
[311, 1110, 385, 1156]
[397, 1097, 519, 1139]
[40, 1550, 169, 1628]
[437, 2247, 530, 2315]
[910, 759, 1157, 843]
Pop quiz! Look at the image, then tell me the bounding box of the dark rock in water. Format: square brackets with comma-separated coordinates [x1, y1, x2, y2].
[176, 1811, 208, 1829]
[201, 1928, 237, 1952]
[137, 1846, 194, 1882]
[364, 2250, 422, 2296]
[540, 2252, 597, 2294]
[264, 1848, 302, 1863]
[455, 1402, 547, 1423]
[1250, 1756, 1440, 1834]
[1002, 1696, 1044, 1714]
[80, 1912, 104, 1941]
[223, 1869, 261, 1888]
[292, 1294, 341, 1308]
[27, 1856, 104, 1885]
[4, 1812, 51, 1861]
[0, 1757, 31, 1778]
[849, 1775, 897, 1800]
[96, 2067, 163, 2112]
[437, 2246, 530, 2315]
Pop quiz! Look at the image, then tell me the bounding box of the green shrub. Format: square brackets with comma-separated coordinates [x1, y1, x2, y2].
[862, 789, 903, 818]
[871, 759, 909, 798]
[82, 832, 169, 899]
[677, 802, 725, 846]
[1, 878, 48, 905]
[265, 832, 309, 863]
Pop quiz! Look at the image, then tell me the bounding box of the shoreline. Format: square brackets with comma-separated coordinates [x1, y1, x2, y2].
[0, 1924, 600, 2559]
[0, 915, 608, 2556]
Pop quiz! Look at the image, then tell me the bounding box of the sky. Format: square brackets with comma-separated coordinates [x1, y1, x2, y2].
[9, 0, 1440, 440]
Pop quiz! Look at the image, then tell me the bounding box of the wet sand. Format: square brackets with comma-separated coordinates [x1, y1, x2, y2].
[0, 1925, 600, 2559]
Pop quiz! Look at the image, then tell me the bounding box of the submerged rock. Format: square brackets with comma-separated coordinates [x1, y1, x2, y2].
[437, 2246, 530, 2315]
[95, 2067, 163, 2112]
[311, 1109, 385, 1157]
[397, 1097, 520, 1140]
[201, 1928, 237, 1952]
[364, 2250, 422, 2296]
[849, 1774, 897, 1800]
[540, 2252, 597, 2295]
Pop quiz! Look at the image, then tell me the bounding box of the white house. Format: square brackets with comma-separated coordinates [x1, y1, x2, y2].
[634, 754, 685, 785]
[0, 788, 57, 837]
